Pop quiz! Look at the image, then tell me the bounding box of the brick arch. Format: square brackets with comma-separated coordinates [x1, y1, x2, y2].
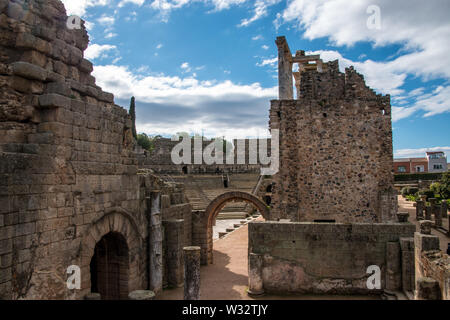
[203, 192, 270, 265]
[78, 210, 144, 299]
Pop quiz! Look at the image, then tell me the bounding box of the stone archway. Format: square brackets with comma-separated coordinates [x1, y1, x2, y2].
[78, 209, 144, 299]
[90, 232, 129, 300]
[203, 192, 270, 265]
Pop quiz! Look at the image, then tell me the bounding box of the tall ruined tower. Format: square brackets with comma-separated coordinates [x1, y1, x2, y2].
[270, 37, 397, 223]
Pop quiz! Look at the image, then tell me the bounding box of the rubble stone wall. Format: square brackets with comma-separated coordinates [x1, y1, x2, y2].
[270, 61, 397, 223]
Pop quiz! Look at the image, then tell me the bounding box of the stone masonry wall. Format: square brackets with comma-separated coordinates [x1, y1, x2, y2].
[248, 221, 416, 295]
[0, 0, 192, 299]
[270, 61, 397, 223]
[138, 137, 269, 174]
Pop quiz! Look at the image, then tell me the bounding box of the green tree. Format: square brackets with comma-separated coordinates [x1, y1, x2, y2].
[432, 171, 450, 199]
[137, 133, 152, 151]
[129, 96, 137, 139]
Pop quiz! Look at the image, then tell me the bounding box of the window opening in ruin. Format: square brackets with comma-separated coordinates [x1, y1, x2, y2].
[90, 232, 129, 300]
[182, 166, 188, 174]
[264, 196, 272, 205]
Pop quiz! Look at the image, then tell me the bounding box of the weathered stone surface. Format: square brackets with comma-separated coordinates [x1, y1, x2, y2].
[270, 38, 396, 223]
[419, 220, 432, 235]
[183, 246, 201, 300]
[45, 82, 72, 97]
[248, 253, 264, 296]
[248, 221, 415, 294]
[11, 62, 47, 81]
[396, 212, 409, 223]
[415, 277, 442, 300]
[0, 0, 194, 300]
[128, 290, 155, 300]
[38, 93, 70, 109]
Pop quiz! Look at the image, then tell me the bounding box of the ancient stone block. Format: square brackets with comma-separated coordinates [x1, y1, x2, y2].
[415, 277, 442, 300]
[11, 61, 47, 81]
[45, 82, 72, 97]
[38, 94, 70, 109]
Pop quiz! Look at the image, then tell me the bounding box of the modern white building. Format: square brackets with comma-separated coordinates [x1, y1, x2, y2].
[426, 151, 447, 173]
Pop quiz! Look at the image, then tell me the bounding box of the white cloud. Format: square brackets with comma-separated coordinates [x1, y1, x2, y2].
[238, 0, 280, 27]
[97, 14, 115, 26]
[60, 0, 108, 17]
[280, 0, 450, 81]
[395, 147, 450, 159]
[118, 0, 145, 7]
[210, 0, 247, 11]
[105, 32, 118, 39]
[84, 44, 117, 60]
[413, 86, 450, 118]
[252, 35, 263, 41]
[92, 64, 277, 138]
[180, 62, 191, 72]
[84, 21, 95, 31]
[156, 43, 163, 49]
[256, 57, 277, 67]
[262, 45, 269, 50]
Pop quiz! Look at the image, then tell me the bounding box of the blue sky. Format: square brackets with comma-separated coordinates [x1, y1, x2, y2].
[62, 0, 449, 159]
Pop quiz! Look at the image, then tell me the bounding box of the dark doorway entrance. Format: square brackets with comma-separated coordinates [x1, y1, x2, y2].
[90, 232, 129, 300]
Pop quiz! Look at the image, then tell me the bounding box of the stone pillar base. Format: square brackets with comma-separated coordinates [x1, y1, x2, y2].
[128, 290, 156, 300]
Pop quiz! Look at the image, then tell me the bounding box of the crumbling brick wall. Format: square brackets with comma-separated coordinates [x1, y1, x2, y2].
[270, 60, 397, 223]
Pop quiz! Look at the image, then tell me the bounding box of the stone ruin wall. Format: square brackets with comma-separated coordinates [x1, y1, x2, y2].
[0, 0, 192, 299]
[414, 227, 450, 300]
[270, 60, 397, 223]
[138, 137, 270, 175]
[248, 221, 416, 295]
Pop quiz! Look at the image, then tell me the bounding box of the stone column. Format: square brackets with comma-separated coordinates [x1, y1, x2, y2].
[434, 204, 442, 227]
[248, 253, 264, 296]
[400, 238, 415, 293]
[149, 192, 163, 294]
[183, 246, 201, 300]
[163, 219, 185, 288]
[415, 200, 424, 220]
[425, 205, 432, 220]
[275, 36, 293, 100]
[429, 198, 440, 227]
[128, 290, 155, 300]
[84, 293, 101, 300]
[440, 200, 448, 219]
[415, 277, 442, 300]
[386, 242, 401, 291]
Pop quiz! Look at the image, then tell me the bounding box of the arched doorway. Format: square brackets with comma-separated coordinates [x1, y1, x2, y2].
[90, 232, 129, 300]
[203, 192, 270, 265]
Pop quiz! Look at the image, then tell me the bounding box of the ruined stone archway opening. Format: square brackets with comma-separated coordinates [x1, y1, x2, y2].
[201, 192, 270, 265]
[90, 232, 130, 300]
